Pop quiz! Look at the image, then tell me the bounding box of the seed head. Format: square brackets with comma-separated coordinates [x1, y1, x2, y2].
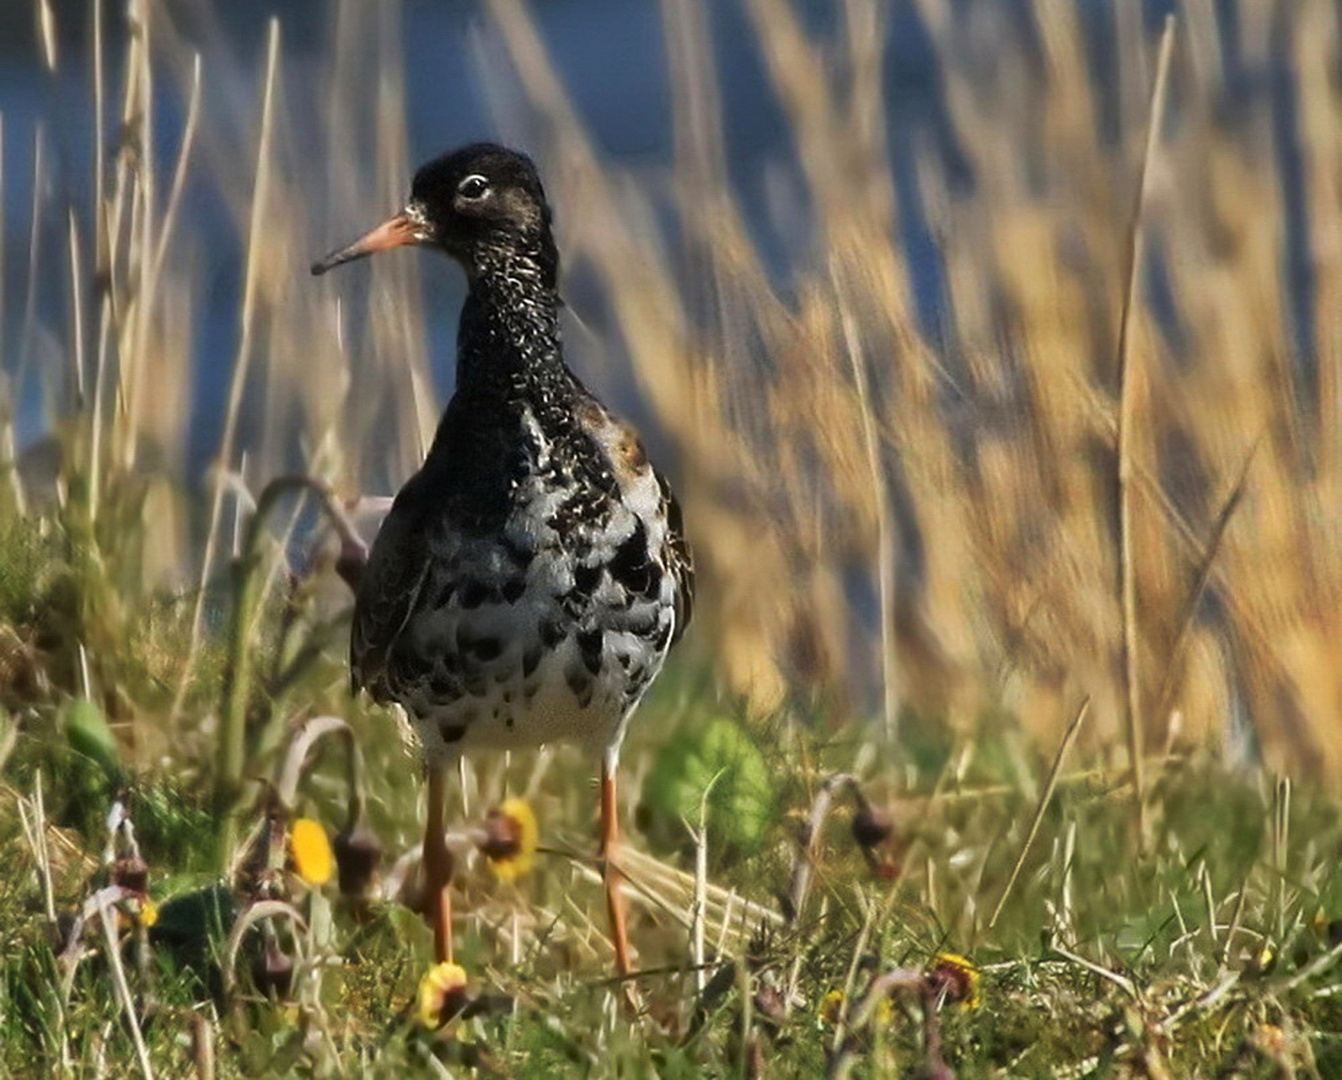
[253, 938, 294, 1000]
[333, 822, 384, 902]
[851, 799, 894, 850]
[112, 855, 149, 894]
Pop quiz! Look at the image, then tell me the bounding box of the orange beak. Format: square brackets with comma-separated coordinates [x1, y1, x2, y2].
[310, 212, 420, 276]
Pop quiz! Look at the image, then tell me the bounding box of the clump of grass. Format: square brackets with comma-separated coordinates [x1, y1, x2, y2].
[10, 703, 1342, 1076]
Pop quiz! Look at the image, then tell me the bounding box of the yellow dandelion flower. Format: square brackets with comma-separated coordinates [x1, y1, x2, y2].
[1247, 944, 1276, 975]
[819, 987, 894, 1026]
[929, 952, 981, 1009]
[290, 817, 334, 886]
[139, 898, 159, 928]
[114, 895, 156, 932]
[417, 962, 470, 1028]
[479, 798, 539, 883]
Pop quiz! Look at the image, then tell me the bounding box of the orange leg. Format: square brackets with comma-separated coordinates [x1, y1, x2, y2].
[600, 755, 633, 978]
[424, 764, 455, 963]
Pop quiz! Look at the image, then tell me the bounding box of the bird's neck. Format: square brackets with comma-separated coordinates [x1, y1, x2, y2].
[455, 241, 568, 405]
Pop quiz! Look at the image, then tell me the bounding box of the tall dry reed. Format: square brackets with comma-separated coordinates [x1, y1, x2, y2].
[4, 0, 1340, 783]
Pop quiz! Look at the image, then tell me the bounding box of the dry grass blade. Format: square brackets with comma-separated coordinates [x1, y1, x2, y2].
[838, 300, 899, 744]
[1116, 15, 1177, 847]
[1049, 940, 1138, 999]
[97, 899, 154, 1080]
[565, 840, 784, 949]
[989, 697, 1090, 929]
[16, 772, 57, 923]
[784, 773, 856, 925]
[1152, 438, 1259, 734]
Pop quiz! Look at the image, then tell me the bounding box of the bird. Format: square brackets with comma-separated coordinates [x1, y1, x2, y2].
[311, 143, 694, 976]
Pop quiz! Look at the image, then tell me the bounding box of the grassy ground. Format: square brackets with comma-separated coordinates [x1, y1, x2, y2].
[4, 598, 1342, 1078]
[3, 0, 1342, 1075]
[3, 510, 1342, 1077]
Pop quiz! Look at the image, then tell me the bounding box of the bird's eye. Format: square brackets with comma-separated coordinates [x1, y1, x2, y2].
[457, 174, 490, 200]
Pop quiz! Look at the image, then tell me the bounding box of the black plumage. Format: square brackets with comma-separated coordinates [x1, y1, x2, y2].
[312, 142, 692, 975]
[317, 143, 693, 762]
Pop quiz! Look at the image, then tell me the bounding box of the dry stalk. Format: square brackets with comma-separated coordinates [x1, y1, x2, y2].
[783, 773, 858, 926]
[1116, 15, 1177, 847]
[98, 901, 154, 1080]
[191, 1012, 216, 1080]
[1152, 439, 1258, 736]
[989, 697, 1090, 929]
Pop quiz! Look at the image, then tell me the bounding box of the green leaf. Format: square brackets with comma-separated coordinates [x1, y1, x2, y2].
[637, 716, 779, 856]
[64, 697, 121, 781]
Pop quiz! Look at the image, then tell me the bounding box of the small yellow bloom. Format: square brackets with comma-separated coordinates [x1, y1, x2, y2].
[479, 798, 539, 883]
[115, 896, 158, 932]
[290, 817, 334, 886]
[417, 962, 470, 1028]
[1247, 944, 1276, 975]
[818, 989, 845, 1025]
[929, 952, 981, 1009]
[819, 987, 893, 1026]
[139, 898, 159, 928]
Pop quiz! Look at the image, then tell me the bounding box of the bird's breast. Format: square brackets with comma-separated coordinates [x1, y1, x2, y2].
[387, 408, 679, 762]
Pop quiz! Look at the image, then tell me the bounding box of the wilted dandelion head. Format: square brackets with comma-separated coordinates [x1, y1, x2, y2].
[112, 856, 150, 894]
[850, 799, 894, 850]
[818, 989, 845, 1025]
[333, 822, 384, 901]
[928, 952, 981, 1009]
[479, 798, 539, 883]
[417, 962, 470, 1028]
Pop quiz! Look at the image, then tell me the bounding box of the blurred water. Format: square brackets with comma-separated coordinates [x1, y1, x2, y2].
[2, 0, 1310, 479]
[0, 0, 958, 465]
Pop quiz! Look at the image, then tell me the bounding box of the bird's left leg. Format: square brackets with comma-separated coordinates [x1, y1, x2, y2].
[599, 746, 633, 978]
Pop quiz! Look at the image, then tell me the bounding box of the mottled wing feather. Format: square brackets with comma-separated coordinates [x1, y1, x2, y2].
[350, 491, 432, 700]
[580, 395, 694, 647]
[660, 476, 694, 645]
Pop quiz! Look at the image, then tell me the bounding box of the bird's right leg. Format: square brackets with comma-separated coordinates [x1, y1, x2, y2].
[423, 763, 455, 963]
[599, 748, 633, 979]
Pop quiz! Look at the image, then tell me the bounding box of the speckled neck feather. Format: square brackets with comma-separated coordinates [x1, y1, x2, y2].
[456, 238, 567, 407]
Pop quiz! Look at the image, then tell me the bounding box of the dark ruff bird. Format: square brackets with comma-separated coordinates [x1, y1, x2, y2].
[312, 144, 693, 974]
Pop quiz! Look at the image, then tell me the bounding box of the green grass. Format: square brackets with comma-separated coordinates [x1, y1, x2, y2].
[2, 522, 1341, 1078]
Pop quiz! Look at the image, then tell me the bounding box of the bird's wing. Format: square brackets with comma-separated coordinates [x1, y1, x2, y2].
[658, 471, 695, 646]
[349, 490, 433, 700]
[573, 389, 695, 646]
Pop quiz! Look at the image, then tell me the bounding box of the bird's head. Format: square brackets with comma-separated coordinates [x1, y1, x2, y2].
[311, 143, 556, 285]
